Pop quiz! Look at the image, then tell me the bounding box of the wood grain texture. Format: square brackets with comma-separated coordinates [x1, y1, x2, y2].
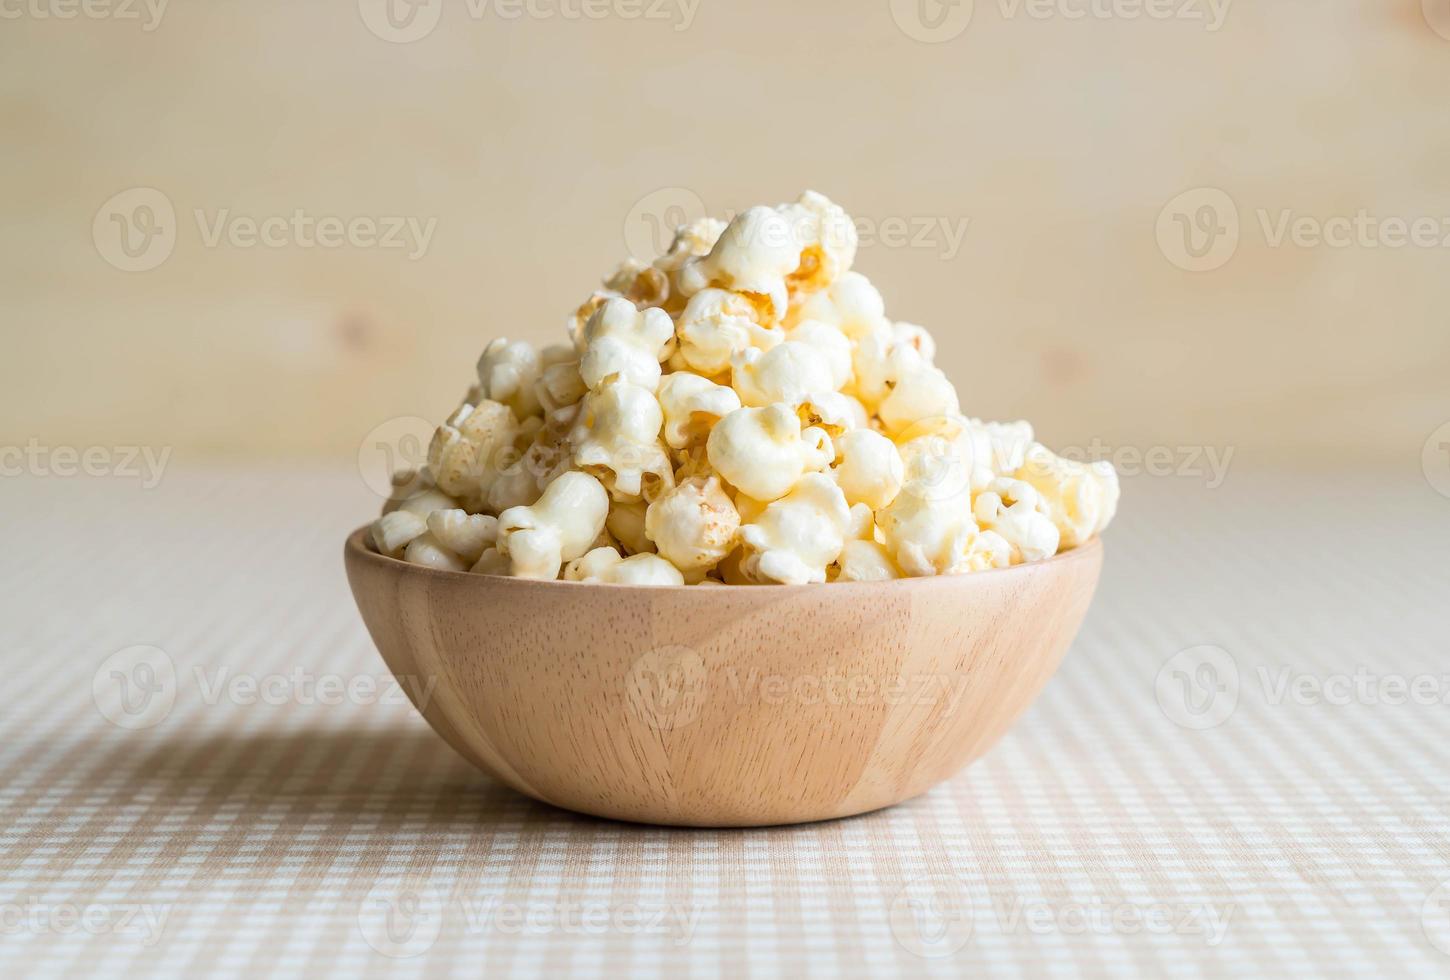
[344, 527, 1103, 827]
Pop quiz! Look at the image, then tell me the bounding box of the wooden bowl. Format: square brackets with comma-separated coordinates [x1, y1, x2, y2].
[344, 527, 1103, 827]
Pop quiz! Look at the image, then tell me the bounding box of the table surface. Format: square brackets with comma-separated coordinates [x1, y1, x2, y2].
[1, 465, 1447, 979]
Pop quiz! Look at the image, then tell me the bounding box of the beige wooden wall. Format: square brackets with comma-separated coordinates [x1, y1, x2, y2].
[2, 0, 1447, 475]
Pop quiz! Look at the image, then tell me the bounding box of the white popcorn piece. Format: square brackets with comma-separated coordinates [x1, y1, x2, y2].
[706, 404, 834, 502]
[487, 406, 578, 513]
[831, 540, 903, 582]
[570, 377, 674, 502]
[645, 474, 741, 577]
[786, 319, 854, 390]
[787, 270, 888, 339]
[470, 547, 510, 576]
[535, 355, 588, 415]
[674, 288, 783, 377]
[370, 510, 427, 559]
[564, 547, 685, 587]
[895, 422, 974, 505]
[426, 509, 499, 564]
[877, 362, 961, 438]
[568, 290, 618, 351]
[496, 471, 610, 580]
[738, 473, 851, 585]
[403, 532, 467, 572]
[657, 372, 741, 450]
[777, 190, 858, 298]
[830, 428, 905, 511]
[731, 341, 837, 409]
[578, 297, 675, 392]
[963, 418, 1035, 488]
[972, 478, 1060, 564]
[605, 499, 654, 555]
[655, 216, 728, 274]
[388, 485, 457, 519]
[477, 339, 543, 419]
[947, 529, 1013, 574]
[732, 490, 768, 525]
[1014, 444, 1120, 549]
[891, 321, 937, 363]
[877, 486, 978, 577]
[892, 415, 1033, 496]
[849, 322, 921, 411]
[678, 205, 802, 324]
[604, 259, 670, 310]
[427, 399, 519, 511]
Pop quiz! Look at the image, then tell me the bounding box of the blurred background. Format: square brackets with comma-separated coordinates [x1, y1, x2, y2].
[2, 0, 1448, 484]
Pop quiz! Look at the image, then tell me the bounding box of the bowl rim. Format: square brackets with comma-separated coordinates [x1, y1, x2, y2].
[345, 524, 1103, 594]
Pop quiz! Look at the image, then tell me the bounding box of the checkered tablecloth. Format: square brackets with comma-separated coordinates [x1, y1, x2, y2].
[2, 463, 1447, 978]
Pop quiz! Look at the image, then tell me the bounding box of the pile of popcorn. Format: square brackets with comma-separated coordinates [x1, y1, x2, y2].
[369, 191, 1119, 586]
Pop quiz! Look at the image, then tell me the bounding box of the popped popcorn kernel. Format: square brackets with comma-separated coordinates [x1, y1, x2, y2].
[368, 190, 1118, 583]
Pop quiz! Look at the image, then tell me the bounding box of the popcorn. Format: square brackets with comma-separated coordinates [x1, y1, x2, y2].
[426, 509, 498, 564]
[656, 217, 728, 274]
[645, 475, 740, 578]
[706, 404, 834, 502]
[877, 362, 961, 438]
[971, 478, 1060, 564]
[535, 358, 588, 415]
[403, 533, 467, 572]
[674, 288, 782, 377]
[948, 529, 1013, 574]
[678, 206, 803, 324]
[606, 499, 654, 555]
[578, 297, 675, 392]
[877, 487, 977, 577]
[832, 540, 903, 582]
[830, 502, 902, 582]
[738, 473, 851, 585]
[777, 190, 858, 298]
[570, 377, 674, 501]
[563, 547, 685, 586]
[487, 406, 576, 513]
[371, 510, 427, 559]
[657, 372, 741, 450]
[477, 339, 543, 419]
[1014, 444, 1121, 549]
[368, 191, 1119, 583]
[427, 400, 518, 511]
[831, 428, 905, 511]
[496, 471, 610, 580]
[604, 259, 670, 310]
[787, 271, 888, 339]
[892, 322, 936, 363]
[731, 342, 836, 409]
[786, 319, 854, 390]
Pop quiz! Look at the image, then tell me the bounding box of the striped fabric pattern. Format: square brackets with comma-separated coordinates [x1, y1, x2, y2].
[1, 466, 1446, 978]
